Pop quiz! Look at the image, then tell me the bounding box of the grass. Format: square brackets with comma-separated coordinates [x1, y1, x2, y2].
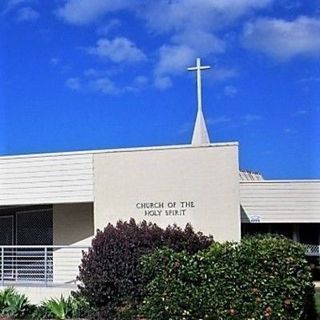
[315, 289, 320, 316]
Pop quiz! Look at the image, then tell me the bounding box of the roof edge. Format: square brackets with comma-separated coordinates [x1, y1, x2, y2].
[240, 179, 320, 183]
[0, 142, 239, 160]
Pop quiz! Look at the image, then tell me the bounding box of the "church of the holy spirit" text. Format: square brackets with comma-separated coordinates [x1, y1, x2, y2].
[136, 201, 195, 217]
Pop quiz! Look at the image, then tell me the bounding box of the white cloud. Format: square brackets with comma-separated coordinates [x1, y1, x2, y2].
[293, 109, 309, 116]
[242, 16, 320, 60]
[57, 0, 274, 27]
[172, 30, 226, 55]
[16, 6, 39, 21]
[298, 76, 320, 83]
[68, 74, 149, 95]
[284, 128, 296, 134]
[209, 67, 238, 81]
[145, 0, 273, 80]
[83, 68, 100, 77]
[56, 0, 274, 63]
[56, 0, 137, 25]
[50, 58, 59, 66]
[96, 19, 121, 35]
[83, 67, 119, 78]
[88, 37, 146, 63]
[90, 77, 120, 95]
[224, 85, 238, 97]
[241, 114, 262, 125]
[123, 76, 149, 93]
[56, 0, 276, 90]
[66, 77, 81, 90]
[142, 0, 273, 34]
[207, 116, 231, 125]
[155, 44, 196, 76]
[1, 0, 34, 15]
[154, 44, 237, 88]
[132, 75, 148, 87]
[154, 76, 173, 90]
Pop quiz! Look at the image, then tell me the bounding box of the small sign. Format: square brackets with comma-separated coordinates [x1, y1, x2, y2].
[135, 201, 195, 217]
[249, 215, 261, 223]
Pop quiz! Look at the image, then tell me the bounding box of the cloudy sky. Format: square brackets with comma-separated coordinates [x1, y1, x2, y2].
[0, 0, 319, 179]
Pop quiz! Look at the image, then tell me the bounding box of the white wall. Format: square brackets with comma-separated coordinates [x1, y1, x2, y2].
[0, 286, 75, 304]
[52, 203, 94, 283]
[0, 144, 241, 242]
[240, 180, 320, 223]
[53, 202, 94, 246]
[0, 153, 94, 205]
[93, 144, 240, 242]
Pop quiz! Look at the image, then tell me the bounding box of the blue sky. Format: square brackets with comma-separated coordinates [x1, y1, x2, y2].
[0, 0, 319, 179]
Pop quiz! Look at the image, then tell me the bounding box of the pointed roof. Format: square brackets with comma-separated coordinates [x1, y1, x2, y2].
[192, 109, 210, 145]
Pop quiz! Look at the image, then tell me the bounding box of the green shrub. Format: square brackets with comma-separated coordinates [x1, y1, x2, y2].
[32, 295, 90, 319]
[78, 219, 213, 319]
[42, 296, 72, 320]
[0, 287, 34, 319]
[140, 235, 316, 320]
[315, 289, 320, 316]
[0, 287, 14, 311]
[31, 303, 52, 320]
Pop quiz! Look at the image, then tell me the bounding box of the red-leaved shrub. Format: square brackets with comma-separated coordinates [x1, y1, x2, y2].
[78, 219, 213, 319]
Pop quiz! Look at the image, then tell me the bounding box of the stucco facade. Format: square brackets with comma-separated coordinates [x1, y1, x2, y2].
[0, 143, 241, 247]
[93, 143, 240, 242]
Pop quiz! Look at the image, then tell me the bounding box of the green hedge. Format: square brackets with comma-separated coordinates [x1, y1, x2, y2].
[139, 235, 316, 320]
[78, 219, 213, 319]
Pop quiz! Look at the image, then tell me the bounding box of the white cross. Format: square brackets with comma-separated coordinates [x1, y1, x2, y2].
[187, 58, 211, 113]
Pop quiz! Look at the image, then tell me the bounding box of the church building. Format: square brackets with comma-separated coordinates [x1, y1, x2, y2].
[0, 58, 319, 301]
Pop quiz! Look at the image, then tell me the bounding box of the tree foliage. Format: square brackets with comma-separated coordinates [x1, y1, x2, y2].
[140, 235, 316, 320]
[78, 219, 213, 319]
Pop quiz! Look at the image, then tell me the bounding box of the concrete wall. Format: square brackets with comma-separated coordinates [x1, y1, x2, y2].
[52, 203, 94, 283]
[240, 180, 320, 223]
[93, 144, 240, 242]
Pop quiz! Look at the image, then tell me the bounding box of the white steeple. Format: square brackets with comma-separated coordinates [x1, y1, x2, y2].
[187, 58, 211, 145]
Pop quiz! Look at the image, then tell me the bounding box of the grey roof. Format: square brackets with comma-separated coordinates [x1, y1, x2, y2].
[239, 170, 264, 181]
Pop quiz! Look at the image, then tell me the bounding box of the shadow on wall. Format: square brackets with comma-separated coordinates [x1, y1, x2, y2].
[240, 205, 250, 223]
[52, 203, 94, 246]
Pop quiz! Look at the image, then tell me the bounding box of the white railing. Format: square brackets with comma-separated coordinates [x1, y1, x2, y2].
[0, 244, 318, 287]
[305, 244, 320, 257]
[0, 246, 89, 287]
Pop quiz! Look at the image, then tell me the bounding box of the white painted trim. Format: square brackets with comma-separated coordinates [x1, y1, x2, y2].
[0, 142, 239, 160]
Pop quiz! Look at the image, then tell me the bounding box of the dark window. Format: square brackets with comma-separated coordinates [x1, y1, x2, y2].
[16, 208, 53, 245]
[300, 224, 320, 245]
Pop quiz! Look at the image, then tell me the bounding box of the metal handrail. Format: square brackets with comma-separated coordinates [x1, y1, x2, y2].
[305, 244, 320, 257]
[0, 245, 89, 248]
[0, 245, 89, 287]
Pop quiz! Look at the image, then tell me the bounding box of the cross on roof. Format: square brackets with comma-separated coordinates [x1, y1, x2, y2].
[187, 58, 210, 112]
[187, 58, 211, 145]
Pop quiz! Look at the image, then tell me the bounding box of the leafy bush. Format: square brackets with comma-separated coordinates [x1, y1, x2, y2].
[78, 219, 213, 319]
[32, 295, 90, 319]
[140, 235, 316, 320]
[41, 296, 72, 320]
[30, 303, 51, 320]
[0, 287, 14, 311]
[0, 287, 34, 319]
